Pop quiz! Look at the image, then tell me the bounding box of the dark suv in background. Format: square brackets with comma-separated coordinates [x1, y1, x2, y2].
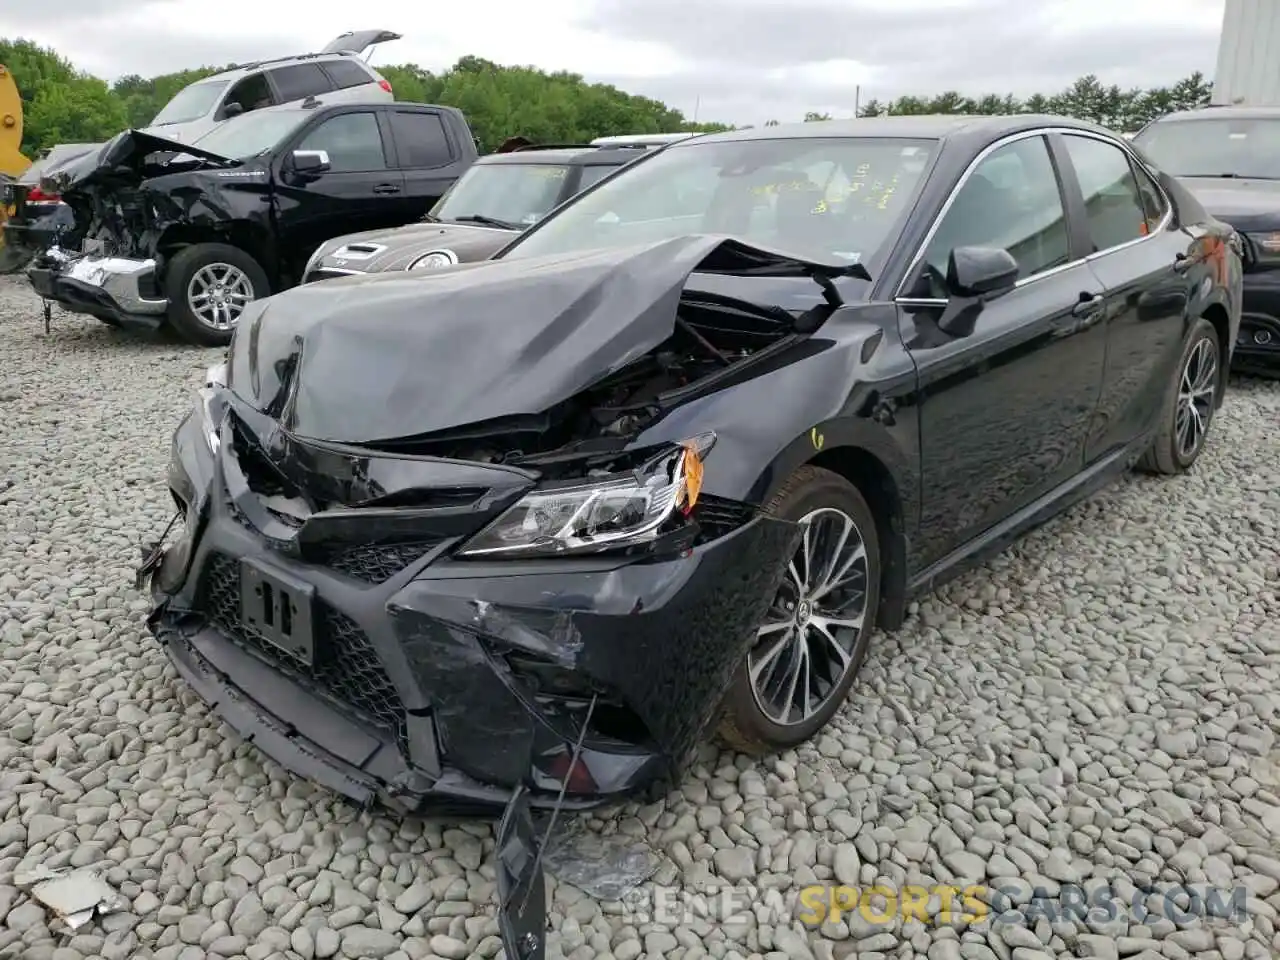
[1133, 106, 1280, 374]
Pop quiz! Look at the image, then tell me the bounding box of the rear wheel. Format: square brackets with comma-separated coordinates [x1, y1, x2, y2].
[163, 243, 269, 347]
[717, 466, 881, 755]
[1138, 317, 1221, 475]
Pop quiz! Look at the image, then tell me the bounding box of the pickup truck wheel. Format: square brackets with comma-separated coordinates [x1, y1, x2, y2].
[164, 244, 270, 347]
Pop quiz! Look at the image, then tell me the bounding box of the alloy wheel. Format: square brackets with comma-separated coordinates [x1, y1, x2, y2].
[187, 263, 255, 330]
[748, 507, 869, 726]
[1176, 336, 1218, 461]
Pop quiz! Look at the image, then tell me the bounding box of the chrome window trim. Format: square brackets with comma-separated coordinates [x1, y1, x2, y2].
[894, 126, 1176, 302]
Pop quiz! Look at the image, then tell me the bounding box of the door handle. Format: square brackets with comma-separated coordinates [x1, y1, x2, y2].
[372, 183, 401, 195]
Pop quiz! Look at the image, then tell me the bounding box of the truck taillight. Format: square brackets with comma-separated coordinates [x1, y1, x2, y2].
[26, 187, 59, 203]
[379, 79, 392, 94]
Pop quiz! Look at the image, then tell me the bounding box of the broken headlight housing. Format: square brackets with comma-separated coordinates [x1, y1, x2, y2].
[407, 249, 459, 270]
[458, 434, 713, 558]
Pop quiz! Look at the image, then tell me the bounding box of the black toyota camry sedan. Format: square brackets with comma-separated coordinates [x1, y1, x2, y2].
[141, 115, 1240, 960]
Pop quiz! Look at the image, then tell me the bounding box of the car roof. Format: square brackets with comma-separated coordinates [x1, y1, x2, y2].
[1148, 105, 1280, 123]
[675, 114, 1122, 149]
[198, 51, 367, 84]
[476, 145, 657, 166]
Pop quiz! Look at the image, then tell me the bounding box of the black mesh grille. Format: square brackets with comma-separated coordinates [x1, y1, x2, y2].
[201, 553, 407, 749]
[327, 540, 439, 583]
[693, 495, 757, 544]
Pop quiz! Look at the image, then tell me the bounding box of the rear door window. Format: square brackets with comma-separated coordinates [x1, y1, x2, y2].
[1061, 134, 1151, 252]
[388, 111, 453, 168]
[269, 64, 334, 102]
[322, 59, 374, 90]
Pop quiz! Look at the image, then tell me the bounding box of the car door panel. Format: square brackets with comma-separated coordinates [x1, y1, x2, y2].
[1050, 132, 1192, 462]
[1082, 238, 1190, 457]
[272, 109, 407, 278]
[903, 264, 1106, 567]
[899, 133, 1107, 567]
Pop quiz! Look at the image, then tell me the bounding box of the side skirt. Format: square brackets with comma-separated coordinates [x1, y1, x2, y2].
[905, 435, 1149, 601]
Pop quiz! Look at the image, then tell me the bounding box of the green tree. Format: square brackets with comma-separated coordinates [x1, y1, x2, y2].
[1, 38, 127, 153]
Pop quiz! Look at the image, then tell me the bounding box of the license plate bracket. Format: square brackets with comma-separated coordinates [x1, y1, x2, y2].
[239, 558, 316, 666]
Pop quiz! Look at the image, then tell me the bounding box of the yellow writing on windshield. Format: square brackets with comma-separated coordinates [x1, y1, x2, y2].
[750, 166, 908, 214]
[750, 178, 820, 196]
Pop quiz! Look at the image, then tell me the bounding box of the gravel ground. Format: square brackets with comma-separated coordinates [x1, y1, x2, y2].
[1, 275, 1279, 960]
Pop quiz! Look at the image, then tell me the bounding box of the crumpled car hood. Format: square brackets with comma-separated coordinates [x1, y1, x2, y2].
[228, 233, 860, 445]
[37, 129, 235, 197]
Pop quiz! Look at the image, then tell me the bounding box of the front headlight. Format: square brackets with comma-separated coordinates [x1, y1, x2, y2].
[457, 434, 713, 559]
[407, 249, 458, 271]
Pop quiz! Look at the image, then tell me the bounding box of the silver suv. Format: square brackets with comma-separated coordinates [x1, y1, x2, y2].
[141, 29, 401, 144]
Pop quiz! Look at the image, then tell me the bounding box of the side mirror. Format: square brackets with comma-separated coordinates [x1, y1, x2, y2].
[223, 102, 244, 119]
[946, 245, 1019, 297]
[935, 246, 1019, 338]
[291, 149, 330, 176]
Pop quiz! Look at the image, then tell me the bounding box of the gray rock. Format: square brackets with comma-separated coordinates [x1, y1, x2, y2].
[340, 926, 400, 958]
[943, 850, 987, 880]
[428, 935, 469, 960]
[714, 846, 756, 880]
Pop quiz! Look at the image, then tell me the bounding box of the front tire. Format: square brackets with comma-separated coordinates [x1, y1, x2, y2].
[1138, 316, 1222, 475]
[717, 466, 881, 755]
[163, 243, 270, 347]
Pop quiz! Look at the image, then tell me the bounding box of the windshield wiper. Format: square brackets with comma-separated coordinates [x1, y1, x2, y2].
[1178, 172, 1280, 180]
[452, 214, 520, 230]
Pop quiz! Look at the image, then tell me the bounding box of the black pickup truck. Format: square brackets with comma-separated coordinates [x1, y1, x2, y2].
[9, 100, 478, 345]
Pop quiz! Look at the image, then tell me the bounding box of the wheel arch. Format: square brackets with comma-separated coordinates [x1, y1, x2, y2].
[156, 221, 278, 285]
[750, 425, 913, 633]
[1198, 301, 1231, 407]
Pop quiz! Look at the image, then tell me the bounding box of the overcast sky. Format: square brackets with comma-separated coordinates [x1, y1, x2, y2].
[1, 0, 1227, 126]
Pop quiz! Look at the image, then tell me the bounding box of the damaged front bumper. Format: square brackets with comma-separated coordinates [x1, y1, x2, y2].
[145, 410, 791, 811]
[27, 246, 168, 328]
[141, 394, 792, 955]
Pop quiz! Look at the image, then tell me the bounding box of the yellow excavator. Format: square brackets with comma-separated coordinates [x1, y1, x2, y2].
[0, 63, 32, 254]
